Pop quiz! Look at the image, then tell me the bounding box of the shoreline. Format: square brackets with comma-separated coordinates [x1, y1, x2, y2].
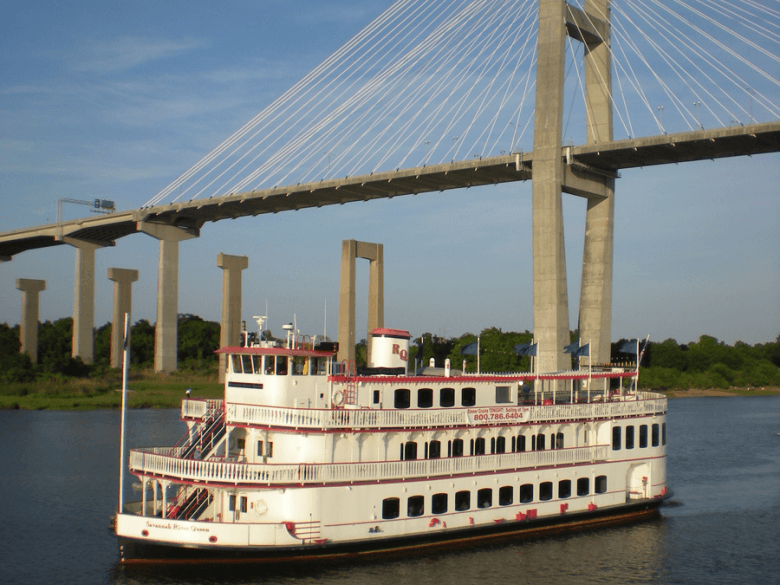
[655, 387, 780, 398]
[2, 386, 778, 411]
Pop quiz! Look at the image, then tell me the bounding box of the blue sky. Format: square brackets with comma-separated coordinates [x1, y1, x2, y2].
[1, 0, 778, 347]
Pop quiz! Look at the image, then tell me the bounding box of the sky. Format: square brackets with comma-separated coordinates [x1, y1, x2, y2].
[1, 0, 779, 348]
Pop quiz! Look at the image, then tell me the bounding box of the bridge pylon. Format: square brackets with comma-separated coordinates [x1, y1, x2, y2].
[533, 0, 615, 372]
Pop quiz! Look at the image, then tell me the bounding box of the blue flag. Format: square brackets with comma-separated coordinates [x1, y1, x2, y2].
[460, 341, 479, 355]
[572, 343, 590, 358]
[563, 341, 580, 354]
[618, 339, 639, 354]
[514, 342, 537, 356]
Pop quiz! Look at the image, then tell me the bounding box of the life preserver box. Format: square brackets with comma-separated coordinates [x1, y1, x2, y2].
[333, 390, 344, 406]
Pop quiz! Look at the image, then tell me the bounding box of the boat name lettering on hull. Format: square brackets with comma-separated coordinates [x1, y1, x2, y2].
[145, 520, 210, 533]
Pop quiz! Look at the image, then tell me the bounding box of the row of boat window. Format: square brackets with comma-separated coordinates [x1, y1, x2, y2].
[382, 476, 608, 519]
[231, 354, 328, 376]
[399, 433, 566, 460]
[392, 387, 485, 408]
[612, 423, 666, 450]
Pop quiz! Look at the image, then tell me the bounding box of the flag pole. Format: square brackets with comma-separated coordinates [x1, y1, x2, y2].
[118, 313, 130, 514]
[477, 336, 481, 374]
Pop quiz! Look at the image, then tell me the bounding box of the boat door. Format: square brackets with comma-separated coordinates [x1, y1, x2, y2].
[228, 492, 249, 521]
[626, 463, 650, 500]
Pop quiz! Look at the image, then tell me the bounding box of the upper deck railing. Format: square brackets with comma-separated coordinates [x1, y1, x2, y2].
[129, 444, 609, 487]
[181, 391, 667, 431]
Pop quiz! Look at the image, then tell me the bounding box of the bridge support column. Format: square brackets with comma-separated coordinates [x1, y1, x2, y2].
[338, 240, 384, 364]
[217, 253, 249, 382]
[16, 278, 46, 363]
[138, 222, 199, 372]
[108, 268, 139, 368]
[532, 0, 570, 375]
[579, 0, 614, 365]
[63, 237, 104, 364]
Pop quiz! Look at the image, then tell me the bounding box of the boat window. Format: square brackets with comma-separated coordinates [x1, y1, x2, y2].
[373, 390, 380, 404]
[240, 496, 248, 513]
[403, 442, 418, 461]
[662, 423, 667, 446]
[292, 356, 306, 375]
[477, 488, 492, 508]
[556, 432, 564, 449]
[517, 435, 527, 452]
[232, 355, 242, 373]
[276, 356, 288, 376]
[639, 425, 648, 448]
[595, 475, 607, 494]
[531, 435, 536, 451]
[536, 434, 546, 450]
[264, 355, 275, 375]
[577, 477, 590, 496]
[496, 436, 506, 454]
[252, 355, 262, 374]
[228, 495, 236, 511]
[418, 388, 433, 408]
[652, 424, 660, 447]
[312, 357, 328, 375]
[407, 496, 424, 517]
[461, 387, 476, 407]
[452, 439, 464, 457]
[539, 482, 553, 501]
[257, 441, 263, 457]
[612, 426, 621, 450]
[455, 491, 471, 511]
[558, 480, 571, 499]
[428, 440, 441, 459]
[394, 389, 411, 409]
[382, 498, 400, 519]
[626, 425, 635, 449]
[440, 388, 455, 407]
[432, 493, 448, 514]
[499, 486, 513, 506]
[495, 385, 511, 404]
[473, 437, 485, 455]
[550, 433, 556, 450]
[519, 484, 534, 503]
[241, 354, 253, 374]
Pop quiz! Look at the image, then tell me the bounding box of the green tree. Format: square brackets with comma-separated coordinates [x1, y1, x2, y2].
[178, 314, 220, 362]
[94, 322, 112, 364]
[130, 319, 155, 366]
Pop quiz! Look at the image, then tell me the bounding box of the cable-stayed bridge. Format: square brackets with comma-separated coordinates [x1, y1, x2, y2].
[2, 0, 779, 372]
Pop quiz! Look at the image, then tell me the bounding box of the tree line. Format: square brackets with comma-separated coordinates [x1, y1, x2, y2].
[402, 329, 780, 390]
[2, 315, 778, 390]
[0, 315, 220, 383]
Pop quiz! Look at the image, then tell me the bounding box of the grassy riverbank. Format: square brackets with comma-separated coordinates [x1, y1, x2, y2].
[0, 369, 222, 410]
[2, 372, 778, 410]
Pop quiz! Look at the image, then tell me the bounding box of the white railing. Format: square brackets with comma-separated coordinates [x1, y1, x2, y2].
[182, 399, 224, 420]
[215, 393, 666, 431]
[129, 445, 609, 486]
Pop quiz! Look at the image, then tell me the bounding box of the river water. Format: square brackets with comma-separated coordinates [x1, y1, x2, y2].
[1, 396, 778, 585]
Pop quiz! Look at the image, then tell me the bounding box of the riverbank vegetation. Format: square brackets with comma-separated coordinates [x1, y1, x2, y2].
[1, 316, 778, 409]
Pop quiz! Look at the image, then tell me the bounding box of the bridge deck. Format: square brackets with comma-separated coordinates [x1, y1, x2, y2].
[1, 122, 778, 260]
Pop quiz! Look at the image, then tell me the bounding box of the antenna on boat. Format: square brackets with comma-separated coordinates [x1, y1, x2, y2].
[118, 313, 130, 515]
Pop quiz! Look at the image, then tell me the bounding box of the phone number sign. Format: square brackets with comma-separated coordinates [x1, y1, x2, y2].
[466, 406, 530, 424]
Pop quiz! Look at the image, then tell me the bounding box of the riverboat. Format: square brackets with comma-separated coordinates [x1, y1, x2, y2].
[115, 319, 669, 564]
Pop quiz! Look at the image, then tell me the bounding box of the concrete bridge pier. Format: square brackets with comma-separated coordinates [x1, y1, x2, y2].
[532, 0, 571, 375]
[15, 278, 46, 363]
[578, 0, 615, 366]
[108, 268, 139, 368]
[138, 222, 199, 372]
[217, 253, 248, 382]
[338, 240, 384, 364]
[63, 237, 106, 364]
